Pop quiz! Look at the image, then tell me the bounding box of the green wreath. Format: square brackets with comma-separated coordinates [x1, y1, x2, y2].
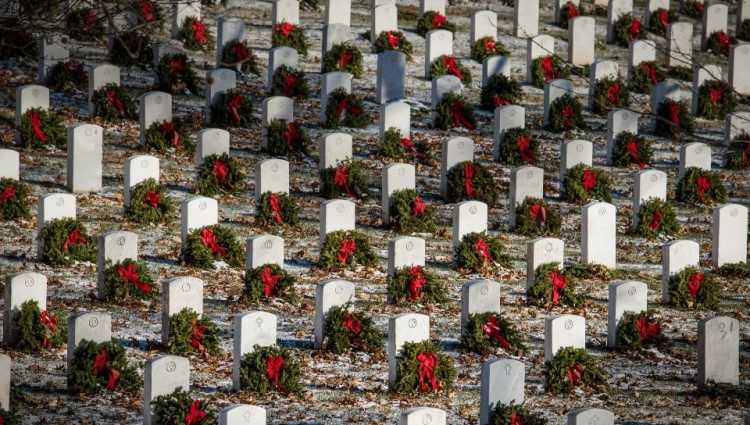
[38, 218, 96, 266]
[91, 83, 137, 122]
[629, 61, 665, 94]
[272, 22, 309, 56]
[530, 55, 571, 89]
[434, 92, 477, 130]
[545, 346, 608, 394]
[527, 263, 581, 307]
[697, 80, 737, 120]
[387, 265, 446, 305]
[514, 197, 561, 237]
[256, 192, 300, 227]
[12, 300, 67, 353]
[648, 8, 678, 37]
[323, 304, 383, 354]
[393, 340, 456, 394]
[143, 120, 194, 154]
[373, 31, 414, 60]
[66, 8, 105, 41]
[558, 1, 581, 29]
[416, 11, 456, 36]
[471, 36, 508, 62]
[324, 88, 369, 128]
[239, 345, 302, 394]
[0, 178, 32, 220]
[270, 65, 309, 98]
[221, 40, 260, 75]
[157, 54, 200, 95]
[379, 128, 428, 159]
[102, 259, 156, 301]
[454, 231, 511, 274]
[725, 140, 750, 170]
[430, 55, 472, 83]
[676, 167, 727, 205]
[131, 0, 163, 30]
[68, 340, 142, 394]
[196, 153, 245, 196]
[547, 94, 584, 131]
[655, 99, 694, 138]
[592, 76, 630, 114]
[242, 264, 296, 303]
[322, 43, 364, 78]
[611, 131, 652, 168]
[462, 312, 527, 355]
[562, 164, 613, 204]
[680, 0, 704, 19]
[612, 13, 645, 47]
[18, 108, 66, 149]
[166, 308, 221, 356]
[496, 127, 538, 165]
[706, 31, 735, 56]
[319, 160, 369, 199]
[151, 388, 215, 425]
[266, 119, 310, 156]
[668, 267, 720, 310]
[388, 189, 437, 233]
[46, 60, 88, 92]
[446, 160, 497, 206]
[126, 178, 175, 224]
[179, 16, 214, 51]
[616, 310, 666, 351]
[487, 403, 547, 425]
[211, 89, 254, 128]
[635, 198, 679, 239]
[182, 224, 243, 269]
[319, 230, 377, 269]
[0, 409, 20, 425]
[481, 74, 521, 110]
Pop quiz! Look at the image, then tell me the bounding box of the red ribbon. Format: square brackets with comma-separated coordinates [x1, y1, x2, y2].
[200, 228, 227, 257]
[117, 262, 152, 294]
[482, 315, 510, 349]
[400, 137, 415, 152]
[275, 22, 296, 37]
[336, 98, 350, 119]
[63, 228, 86, 252]
[562, 104, 574, 129]
[342, 312, 362, 335]
[28, 111, 46, 143]
[106, 368, 121, 391]
[516, 135, 534, 162]
[266, 355, 285, 388]
[708, 87, 723, 106]
[84, 9, 97, 29]
[268, 192, 284, 224]
[212, 160, 229, 182]
[231, 43, 250, 61]
[695, 175, 711, 199]
[192, 19, 207, 45]
[227, 95, 243, 125]
[261, 265, 282, 297]
[407, 265, 427, 301]
[649, 209, 662, 231]
[667, 100, 681, 127]
[39, 310, 57, 349]
[626, 139, 645, 168]
[483, 38, 496, 53]
[629, 18, 642, 39]
[386, 32, 400, 48]
[282, 122, 299, 147]
[416, 352, 441, 392]
[641, 63, 658, 84]
[93, 349, 108, 375]
[657, 9, 670, 27]
[742, 144, 750, 166]
[634, 316, 661, 342]
[606, 83, 621, 105]
[510, 411, 524, 425]
[138, 0, 156, 22]
[0, 185, 16, 202]
[106, 90, 125, 114]
[159, 121, 182, 148]
[529, 203, 547, 224]
[334, 164, 353, 196]
[431, 12, 447, 28]
[144, 191, 160, 209]
[566, 363, 584, 386]
[463, 162, 475, 197]
[581, 169, 597, 191]
[451, 100, 475, 130]
[184, 400, 207, 425]
[284, 73, 298, 96]
[565, 1, 579, 19]
[540, 56, 556, 82]
[717, 31, 731, 49]
[688, 272, 704, 300]
[492, 95, 509, 107]
[337, 239, 357, 264]
[475, 239, 491, 263]
[442, 56, 463, 81]
[190, 319, 207, 354]
[169, 57, 185, 76]
[338, 50, 353, 69]
[550, 270, 566, 305]
[411, 196, 426, 216]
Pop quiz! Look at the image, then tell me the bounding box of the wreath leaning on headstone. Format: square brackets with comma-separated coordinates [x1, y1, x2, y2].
[388, 189, 437, 234]
[562, 164, 613, 204]
[668, 267, 720, 310]
[434, 92, 477, 130]
[416, 11, 455, 36]
[676, 167, 727, 206]
[18, 107, 66, 149]
[239, 345, 302, 394]
[157, 53, 200, 95]
[558, 1, 580, 29]
[221, 40, 260, 75]
[319, 230, 377, 270]
[629, 61, 665, 94]
[446, 160, 497, 206]
[179, 16, 213, 51]
[68, 340, 142, 395]
[487, 403, 548, 425]
[143, 119, 194, 154]
[323, 303, 383, 354]
[547, 94, 584, 131]
[454, 231, 511, 275]
[379, 128, 428, 160]
[0, 178, 31, 221]
[270, 65, 309, 98]
[393, 340, 456, 394]
[634, 198, 679, 239]
[109, 31, 152, 68]
[46, 60, 88, 92]
[725, 138, 750, 170]
[324, 88, 369, 129]
[91, 83, 137, 122]
[151, 387, 215, 425]
[706, 31, 735, 56]
[514, 197, 562, 237]
[612, 13, 645, 47]
[322, 42, 364, 78]
[655, 99, 694, 138]
[131, 0, 163, 30]
[102, 259, 156, 302]
[616, 310, 666, 351]
[480, 74, 522, 110]
[272, 21, 309, 56]
[430, 55, 472, 83]
[530, 55, 570, 89]
[496, 128, 538, 165]
[387, 265, 446, 305]
[265, 119, 310, 156]
[611, 131, 653, 168]
[648, 8, 678, 37]
[470, 36, 508, 63]
[545, 347, 609, 394]
[591, 76, 630, 114]
[462, 312, 527, 355]
[242, 264, 297, 304]
[0, 409, 20, 425]
[182, 224, 243, 269]
[12, 300, 67, 353]
[38, 218, 97, 266]
[527, 263, 582, 308]
[373, 31, 414, 59]
[319, 160, 369, 200]
[126, 178, 175, 225]
[256, 192, 300, 227]
[166, 308, 221, 356]
[211, 89, 253, 128]
[196, 153, 245, 196]
[66, 7, 105, 41]
[696, 79, 737, 120]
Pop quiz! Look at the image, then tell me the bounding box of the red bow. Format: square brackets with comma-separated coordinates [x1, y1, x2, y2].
[169, 57, 186, 76]
[334, 164, 354, 197]
[282, 122, 299, 147]
[626, 139, 645, 168]
[227, 95, 243, 125]
[337, 239, 357, 264]
[268, 192, 284, 224]
[708, 87, 723, 106]
[117, 262, 152, 294]
[657, 9, 670, 27]
[200, 227, 227, 257]
[475, 239, 491, 262]
[742, 143, 750, 166]
[342, 312, 362, 335]
[634, 316, 661, 342]
[442, 56, 463, 81]
[687, 272, 704, 300]
[565, 1, 579, 18]
[667, 101, 681, 127]
[629, 18, 642, 38]
[566, 362, 584, 386]
[606, 83, 621, 105]
[338, 50, 353, 69]
[212, 160, 229, 182]
[93, 349, 108, 375]
[510, 411, 524, 425]
[695, 175, 711, 199]
[284, 73, 298, 96]
[432, 12, 447, 28]
[144, 191, 161, 209]
[492, 95, 509, 107]
[106, 368, 121, 391]
[184, 400, 207, 425]
[561, 104, 574, 129]
[106, 90, 126, 114]
[549, 270, 566, 305]
[529, 203, 547, 224]
[231, 43, 250, 61]
[190, 319, 207, 353]
[266, 355, 285, 388]
[694, 2, 704, 15]
[39, 310, 57, 349]
[649, 209, 662, 231]
[581, 169, 597, 191]
[407, 265, 427, 301]
[336, 98, 350, 119]
[386, 32, 400, 48]
[516, 135, 534, 162]
[482, 315, 510, 349]
[416, 352, 441, 392]
[84, 9, 97, 29]
[540, 56, 557, 82]
[411, 196, 426, 216]
[28, 111, 46, 143]
[463, 162, 475, 197]
[641, 63, 658, 84]
[160, 121, 182, 148]
[483, 38, 496, 52]
[138, 0, 156, 22]
[0, 185, 16, 202]
[261, 265, 282, 297]
[400, 137, 415, 152]
[717, 31, 731, 49]
[63, 228, 86, 252]
[192, 19, 207, 45]
[275, 22, 296, 37]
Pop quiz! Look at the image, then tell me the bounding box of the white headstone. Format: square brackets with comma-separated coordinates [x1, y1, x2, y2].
[629, 40, 657, 77]
[701, 3, 728, 50]
[526, 34, 555, 82]
[66, 312, 112, 369]
[452, 201, 488, 247]
[380, 101, 411, 139]
[431, 75, 463, 108]
[493, 105, 525, 159]
[161, 277, 203, 345]
[567, 408, 615, 425]
[219, 405, 267, 425]
[582, 201, 617, 268]
[124, 155, 159, 207]
[371, 4, 398, 43]
[97, 231, 138, 299]
[460, 279, 501, 334]
[678, 142, 712, 178]
[180, 197, 218, 246]
[272, 0, 300, 25]
[377, 50, 406, 104]
[712, 204, 749, 267]
[0, 149, 18, 180]
[0, 354, 8, 410]
[319, 132, 353, 169]
[607, 280, 647, 347]
[320, 72, 352, 122]
[698, 316, 739, 385]
[668, 22, 693, 68]
[691, 64, 721, 115]
[400, 407, 446, 425]
[388, 313, 429, 386]
[143, 355, 190, 425]
[15, 84, 49, 126]
[196, 128, 231, 163]
[139, 91, 172, 145]
[560, 139, 593, 181]
[216, 17, 246, 66]
[320, 199, 356, 245]
[526, 238, 564, 291]
[313, 279, 356, 349]
[482, 55, 511, 87]
[729, 44, 750, 96]
[480, 359, 525, 425]
[245, 234, 284, 270]
[325, 0, 351, 26]
[440, 137, 474, 196]
[255, 158, 289, 198]
[267, 47, 299, 89]
[205, 68, 236, 123]
[3, 272, 47, 345]
[382, 163, 416, 223]
[606, 0, 634, 43]
[724, 111, 750, 145]
[232, 311, 277, 390]
[67, 124, 103, 193]
[509, 166, 544, 227]
[632, 169, 667, 227]
[38, 34, 70, 83]
[569, 17, 596, 66]
[514, 1, 539, 38]
[661, 239, 700, 303]
[88, 63, 120, 113]
[543, 79, 574, 126]
[472, 10, 498, 43]
[388, 236, 426, 277]
[544, 314, 586, 362]
[606, 109, 639, 162]
[425, 29, 454, 79]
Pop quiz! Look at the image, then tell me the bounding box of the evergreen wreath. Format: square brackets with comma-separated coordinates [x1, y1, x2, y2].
[272, 21, 309, 56]
[393, 340, 456, 394]
[530, 55, 571, 89]
[716, 262, 750, 278]
[319, 230, 377, 269]
[143, 120, 195, 154]
[416, 11, 456, 36]
[211, 89, 253, 128]
[91, 83, 137, 122]
[676, 167, 727, 205]
[706, 31, 734, 56]
[166, 308, 221, 356]
[179, 16, 213, 51]
[324, 88, 369, 128]
[559, 1, 581, 29]
[196, 153, 245, 196]
[388, 189, 437, 233]
[648, 8, 678, 37]
[514, 198, 562, 237]
[462, 312, 527, 355]
[126, 178, 175, 224]
[38, 218, 96, 266]
[655, 99, 693, 138]
[471, 37, 509, 63]
[446, 161, 497, 206]
[182, 224, 243, 269]
[66, 8, 105, 41]
[256, 192, 300, 227]
[480, 74, 522, 110]
[270, 65, 309, 98]
[46, 60, 88, 92]
[0, 18, 36, 59]
[18, 107, 66, 149]
[151, 387, 215, 425]
[666, 65, 692, 81]
[545, 347, 608, 394]
[616, 310, 666, 351]
[387, 265, 446, 305]
[612, 13, 645, 47]
[547, 94, 584, 131]
[668, 267, 720, 310]
[430, 55, 472, 83]
[629, 61, 665, 94]
[102, 259, 156, 301]
[12, 300, 66, 353]
[0, 409, 20, 425]
[696, 80, 737, 120]
[131, 0, 163, 29]
[221, 40, 260, 75]
[562, 164, 613, 204]
[434, 92, 477, 130]
[322, 43, 364, 78]
[109, 31, 152, 68]
[265, 119, 310, 156]
[373, 31, 414, 60]
[0, 178, 32, 221]
[635, 198, 679, 239]
[239, 345, 302, 395]
[527, 263, 581, 308]
[725, 140, 750, 170]
[157, 54, 200, 95]
[242, 264, 296, 303]
[486, 403, 548, 425]
[496, 127, 538, 165]
[379, 128, 428, 160]
[323, 303, 383, 354]
[454, 231, 511, 274]
[68, 339, 142, 395]
[611, 131, 653, 168]
[592, 76, 630, 114]
[319, 160, 369, 200]
[739, 19, 750, 41]
[680, 0, 704, 19]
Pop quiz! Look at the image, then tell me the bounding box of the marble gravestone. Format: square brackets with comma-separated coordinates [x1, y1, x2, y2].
[67, 124, 103, 193]
[388, 313, 429, 387]
[607, 280, 647, 347]
[480, 359, 524, 425]
[526, 238, 564, 291]
[698, 316, 739, 385]
[313, 279, 356, 349]
[460, 279, 501, 334]
[388, 236, 425, 277]
[4, 272, 48, 345]
[452, 201, 488, 248]
[582, 201, 617, 268]
[233, 311, 277, 390]
[143, 355, 190, 425]
[66, 312, 112, 370]
[245, 234, 284, 270]
[544, 314, 586, 362]
[509, 166, 543, 228]
[97, 231, 138, 299]
[662, 239, 699, 303]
